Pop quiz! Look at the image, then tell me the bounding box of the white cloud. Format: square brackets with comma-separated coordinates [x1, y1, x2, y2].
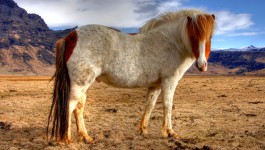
[14, 0, 257, 37]
[157, 0, 184, 13]
[15, 0, 158, 28]
[212, 38, 225, 42]
[14, 0, 188, 29]
[214, 11, 254, 35]
[226, 32, 258, 37]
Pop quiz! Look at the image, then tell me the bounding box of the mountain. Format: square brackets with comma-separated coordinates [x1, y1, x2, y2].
[188, 45, 265, 75]
[0, 0, 75, 75]
[213, 45, 265, 52]
[209, 49, 265, 75]
[188, 46, 265, 75]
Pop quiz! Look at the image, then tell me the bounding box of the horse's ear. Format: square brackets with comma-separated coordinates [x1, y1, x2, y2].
[187, 16, 192, 23]
[212, 14, 215, 20]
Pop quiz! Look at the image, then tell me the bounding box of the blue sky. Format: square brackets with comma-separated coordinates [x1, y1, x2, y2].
[14, 0, 265, 49]
[188, 0, 265, 49]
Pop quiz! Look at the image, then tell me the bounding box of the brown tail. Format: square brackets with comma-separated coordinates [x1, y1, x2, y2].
[47, 38, 71, 141]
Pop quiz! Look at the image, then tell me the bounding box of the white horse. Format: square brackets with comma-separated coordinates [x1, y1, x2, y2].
[47, 9, 215, 143]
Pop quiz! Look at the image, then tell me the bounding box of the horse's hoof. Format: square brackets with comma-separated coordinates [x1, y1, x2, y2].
[169, 132, 181, 139]
[77, 136, 83, 143]
[162, 131, 168, 138]
[139, 129, 148, 136]
[84, 136, 94, 144]
[138, 130, 148, 136]
[58, 141, 67, 146]
[66, 138, 73, 144]
[138, 125, 148, 136]
[162, 129, 181, 139]
[48, 141, 58, 146]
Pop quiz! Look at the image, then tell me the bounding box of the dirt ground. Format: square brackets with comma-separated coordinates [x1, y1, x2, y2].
[0, 76, 264, 150]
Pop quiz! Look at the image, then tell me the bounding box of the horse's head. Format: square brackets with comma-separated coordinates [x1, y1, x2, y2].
[187, 14, 215, 72]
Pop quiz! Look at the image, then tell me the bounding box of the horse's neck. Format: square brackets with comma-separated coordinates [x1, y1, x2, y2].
[139, 28, 195, 78]
[141, 25, 193, 59]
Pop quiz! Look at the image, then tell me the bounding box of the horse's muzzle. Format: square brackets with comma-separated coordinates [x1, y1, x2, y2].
[196, 62, 207, 72]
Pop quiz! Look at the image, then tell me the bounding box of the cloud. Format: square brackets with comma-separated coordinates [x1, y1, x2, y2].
[156, 0, 184, 13]
[15, 0, 188, 29]
[228, 31, 265, 37]
[133, 1, 156, 16]
[15, 0, 156, 28]
[214, 11, 254, 35]
[14, 0, 257, 37]
[226, 32, 257, 37]
[212, 38, 225, 42]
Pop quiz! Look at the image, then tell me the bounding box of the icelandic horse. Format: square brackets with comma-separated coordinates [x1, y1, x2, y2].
[47, 9, 215, 143]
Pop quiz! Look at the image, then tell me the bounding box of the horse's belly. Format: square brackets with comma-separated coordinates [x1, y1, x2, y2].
[96, 74, 160, 88]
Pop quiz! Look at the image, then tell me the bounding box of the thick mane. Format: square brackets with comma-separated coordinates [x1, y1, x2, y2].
[140, 9, 206, 33]
[187, 14, 215, 40]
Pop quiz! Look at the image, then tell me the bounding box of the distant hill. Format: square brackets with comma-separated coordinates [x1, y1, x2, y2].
[0, 0, 75, 75]
[212, 45, 265, 52]
[209, 50, 265, 75]
[0, 0, 264, 76]
[188, 47, 265, 75]
[209, 45, 265, 75]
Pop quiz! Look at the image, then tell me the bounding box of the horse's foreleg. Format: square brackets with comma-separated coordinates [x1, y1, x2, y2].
[74, 93, 93, 143]
[161, 78, 179, 139]
[139, 86, 161, 135]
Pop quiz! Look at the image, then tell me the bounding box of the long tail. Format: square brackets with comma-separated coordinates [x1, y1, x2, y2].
[47, 37, 71, 141]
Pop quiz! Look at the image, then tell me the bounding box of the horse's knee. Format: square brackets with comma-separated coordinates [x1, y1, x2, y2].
[70, 92, 83, 101]
[70, 87, 86, 101]
[74, 101, 84, 116]
[76, 101, 84, 109]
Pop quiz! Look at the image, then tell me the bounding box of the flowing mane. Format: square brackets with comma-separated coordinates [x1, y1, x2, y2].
[140, 9, 206, 33]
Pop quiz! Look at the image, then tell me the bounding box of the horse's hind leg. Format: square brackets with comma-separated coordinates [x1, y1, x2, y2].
[73, 90, 93, 143]
[66, 85, 80, 143]
[67, 70, 96, 143]
[139, 86, 161, 135]
[67, 84, 90, 143]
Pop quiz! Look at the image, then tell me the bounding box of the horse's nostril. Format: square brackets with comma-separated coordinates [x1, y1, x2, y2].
[196, 62, 207, 72]
[196, 62, 199, 69]
[201, 63, 207, 72]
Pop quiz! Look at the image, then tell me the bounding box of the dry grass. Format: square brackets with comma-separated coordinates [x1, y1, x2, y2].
[0, 76, 265, 150]
[0, 76, 51, 81]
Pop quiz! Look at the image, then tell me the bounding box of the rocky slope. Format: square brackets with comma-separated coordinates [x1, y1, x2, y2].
[209, 50, 265, 75]
[0, 0, 74, 75]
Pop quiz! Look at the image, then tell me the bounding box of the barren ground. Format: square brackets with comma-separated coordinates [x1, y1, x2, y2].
[0, 76, 264, 150]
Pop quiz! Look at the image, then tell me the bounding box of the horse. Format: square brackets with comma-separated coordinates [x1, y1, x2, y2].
[47, 9, 215, 144]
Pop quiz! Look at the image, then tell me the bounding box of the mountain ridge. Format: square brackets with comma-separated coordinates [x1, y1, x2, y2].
[213, 45, 265, 52]
[0, 0, 75, 75]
